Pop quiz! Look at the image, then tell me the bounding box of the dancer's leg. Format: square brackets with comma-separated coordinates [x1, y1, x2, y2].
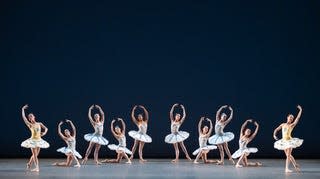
[94, 144, 102, 165]
[179, 142, 191, 161]
[130, 140, 138, 160]
[172, 143, 179, 163]
[139, 142, 146, 162]
[82, 142, 95, 164]
[223, 143, 235, 164]
[217, 144, 224, 165]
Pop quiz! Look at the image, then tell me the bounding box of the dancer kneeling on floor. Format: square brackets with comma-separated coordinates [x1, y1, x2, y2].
[53, 120, 81, 167]
[102, 118, 132, 164]
[232, 119, 261, 168]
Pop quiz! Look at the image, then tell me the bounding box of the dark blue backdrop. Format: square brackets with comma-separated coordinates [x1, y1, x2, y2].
[1, 1, 319, 158]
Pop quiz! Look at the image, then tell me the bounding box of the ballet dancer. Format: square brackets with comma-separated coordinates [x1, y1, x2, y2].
[232, 119, 261, 168]
[82, 105, 109, 165]
[273, 105, 303, 173]
[165, 103, 192, 163]
[102, 118, 132, 164]
[21, 104, 49, 172]
[209, 105, 235, 165]
[129, 105, 152, 162]
[53, 120, 81, 167]
[193, 117, 217, 164]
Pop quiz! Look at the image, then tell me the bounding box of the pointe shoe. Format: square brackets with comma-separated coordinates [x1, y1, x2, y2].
[74, 164, 81, 168]
[81, 158, 87, 165]
[171, 159, 178, 163]
[186, 156, 192, 161]
[256, 162, 262, 166]
[26, 163, 31, 170]
[126, 160, 132, 164]
[216, 160, 224, 165]
[95, 160, 102, 165]
[235, 164, 243, 168]
[229, 158, 235, 165]
[285, 169, 293, 173]
[31, 167, 39, 172]
[139, 159, 147, 163]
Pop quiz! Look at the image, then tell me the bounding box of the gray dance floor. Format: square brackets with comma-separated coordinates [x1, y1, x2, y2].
[0, 159, 319, 179]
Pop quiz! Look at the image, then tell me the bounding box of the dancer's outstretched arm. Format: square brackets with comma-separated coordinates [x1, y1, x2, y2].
[180, 104, 187, 124]
[58, 121, 67, 140]
[118, 118, 126, 134]
[206, 118, 213, 137]
[40, 122, 48, 137]
[95, 105, 105, 123]
[131, 105, 138, 125]
[88, 105, 95, 127]
[140, 105, 149, 122]
[198, 117, 204, 134]
[248, 121, 259, 141]
[273, 124, 283, 140]
[170, 103, 178, 122]
[216, 105, 227, 122]
[223, 106, 233, 125]
[66, 119, 76, 137]
[291, 105, 302, 127]
[110, 119, 118, 138]
[240, 119, 252, 137]
[21, 104, 31, 127]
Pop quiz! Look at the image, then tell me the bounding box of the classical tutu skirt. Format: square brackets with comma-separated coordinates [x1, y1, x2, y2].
[128, 131, 152, 143]
[208, 132, 234, 145]
[192, 145, 217, 155]
[57, 147, 82, 159]
[21, 138, 50, 149]
[108, 144, 132, 155]
[274, 138, 303, 150]
[231, 147, 258, 159]
[164, 131, 189, 144]
[84, 133, 109, 145]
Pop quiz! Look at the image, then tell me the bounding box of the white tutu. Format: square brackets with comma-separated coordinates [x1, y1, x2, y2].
[165, 131, 189, 144]
[232, 147, 258, 159]
[208, 132, 234, 145]
[128, 131, 152, 143]
[274, 138, 303, 150]
[57, 147, 82, 159]
[84, 133, 109, 145]
[192, 145, 217, 156]
[108, 144, 132, 155]
[21, 138, 50, 149]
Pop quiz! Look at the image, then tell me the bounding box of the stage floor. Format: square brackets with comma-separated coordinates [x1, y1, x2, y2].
[0, 159, 319, 179]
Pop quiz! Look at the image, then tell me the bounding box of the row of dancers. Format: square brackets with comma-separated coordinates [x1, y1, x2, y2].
[20, 104, 303, 173]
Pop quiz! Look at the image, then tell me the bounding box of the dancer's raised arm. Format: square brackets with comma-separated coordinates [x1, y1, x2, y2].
[21, 104, 31, 127]
[291, 105, 302, 127]
[223, 106, 233, 125]
[110, 119, 118, 138]
[216, 105, 227, 122]
[131, 105, 138, 124]
[58, 121, 67, 140]
[88, 105, 95, 126]
[198, 117, 204, 134]
[40, 122, 48, 137]
[249, 121, 259, 141]
[66, 119, 76, 137]
[240, 119, 252, 137]
[180, 104, 186, 124]
[140, 105, 149, 122]
[95, 105, 105, 123]
[273, 123, 283, 140]
[206, 118, 213, 137]
[118, 118, 126, 134]
[170, 103, 178, 121]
